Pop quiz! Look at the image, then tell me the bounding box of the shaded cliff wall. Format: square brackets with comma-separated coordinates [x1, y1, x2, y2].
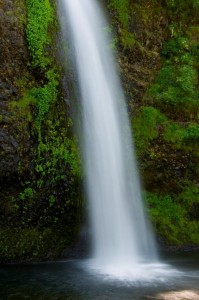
[0, 0, 198, 262]
[0, 0, 82, 262]
[107, 0, 199, 246]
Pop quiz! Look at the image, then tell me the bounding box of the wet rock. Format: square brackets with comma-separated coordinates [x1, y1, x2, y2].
[0, 0, 30, 182]
[62, 226, 92, 259]
[0, 128, 19, 179]
[0, 81, 18, 100]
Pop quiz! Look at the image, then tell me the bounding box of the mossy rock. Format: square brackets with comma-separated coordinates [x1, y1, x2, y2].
[0, 227, 69, 262]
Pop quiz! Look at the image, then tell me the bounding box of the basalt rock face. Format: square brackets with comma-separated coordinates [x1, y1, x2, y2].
[0, 0, 30, 184]
[108, 0, 199, 247]
[0, 0, 198, 262]
[0, 0, 82, 262]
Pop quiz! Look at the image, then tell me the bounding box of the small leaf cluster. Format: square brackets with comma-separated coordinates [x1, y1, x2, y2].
[25, 0, 54, 69]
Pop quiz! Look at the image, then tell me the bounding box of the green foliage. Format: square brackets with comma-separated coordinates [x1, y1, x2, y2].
[12, 119, 81, 228]
[108, 0, 135, 48]
[0, 0, 82, 263]
[165, 0, 199, 20]
[19, 187, 35, 201]
[149, 36, 198, 108]
[109, 0, 130, 28]
[36, 119, 81, 179]
[120, 30, 135, 48]
[149, 62, 198, 106]
[0, 227, 69, 261]
[184, 124, 199, 142]
[133, 106, 166, 154]
[161, 37, 189, 56]
[163, 123, 184, 144]
[177, 182, 199, 211]
[146, 192, 199, 245]
[25, 0, 60, 138]
[30, 70, 59, 137]
[25, 0, 54, 69]
[164, 122, 199, 146]
[9, 92, 35, 122]
[166, 0, 199, 10]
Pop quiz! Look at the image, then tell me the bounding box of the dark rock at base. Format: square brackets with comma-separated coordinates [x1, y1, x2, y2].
[62, 226, 92, 259]
[157, 235, 199, 253]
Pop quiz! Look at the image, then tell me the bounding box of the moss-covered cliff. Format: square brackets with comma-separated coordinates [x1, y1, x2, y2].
[108, 0, 199, 246]
[0, 0, 82, 262]
[0, 0, 198, 262]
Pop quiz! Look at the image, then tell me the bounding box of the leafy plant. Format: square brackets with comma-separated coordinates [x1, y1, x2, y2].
[161, 37, 189, 57]
[25, 0, 54, 69]
[132, 106, 166, 155]
[108, 0, 135, 48]
[177, 182, 199, 210]
[163, 122, 199, 146]
[109, 0, 130, 28]
[165, 0, 199, 20]
[0, 227, 69, 261]
[30, 70, 59, 139]
[19, 188, 35, 201]
[149, 36, 198, 109]
[149, 63, 198, 106]
[146, 192, 199, 245]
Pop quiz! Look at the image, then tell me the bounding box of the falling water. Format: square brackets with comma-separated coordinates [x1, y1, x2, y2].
[58, 0, 158, 272]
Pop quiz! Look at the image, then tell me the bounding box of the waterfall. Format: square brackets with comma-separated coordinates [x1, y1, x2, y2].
[58, 0, 158, 271]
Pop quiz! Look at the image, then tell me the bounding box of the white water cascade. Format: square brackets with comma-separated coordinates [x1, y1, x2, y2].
[58, 0, 158, 273]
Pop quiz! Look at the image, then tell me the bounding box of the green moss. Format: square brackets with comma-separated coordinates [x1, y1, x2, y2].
[1, 0, 82, 260]
[120, 30, 135, 48]
[30, 70, 59, 138]
[149, 62, 198, 107]
[146, 192, 199, 245]
[8, 116, 82, 230]
[25, 0, 54, 69]
[165, 0, 199, 19]
[10, 91, 35, 122]
[108, 0, 136, 48]
[177, 182, 199, 211]
[109, 0, 130, 28]
[35, 119, 81, 179]
[147, 180, 199, 245]
[133, 106, 199, 154]
[0, 227, 69, 261]
[133, 106, 166, 155]
[25, 0, 60, 140]
[18, 187, 35, 201]
[148, 34, 198, 112]
[163, 122, 199, 150]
